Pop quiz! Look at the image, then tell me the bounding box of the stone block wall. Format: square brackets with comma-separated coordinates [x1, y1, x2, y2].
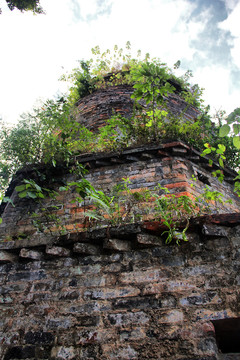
[0, 216, 240, 359]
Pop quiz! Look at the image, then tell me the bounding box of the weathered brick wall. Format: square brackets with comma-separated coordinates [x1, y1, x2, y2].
[0, 218, 240, 359]
[76, 85, 200, 131]
[76, 85, 134, 130]
[0, 142, 239, 242]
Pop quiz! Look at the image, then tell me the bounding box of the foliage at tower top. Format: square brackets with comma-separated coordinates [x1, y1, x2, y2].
[61, 43, 204, 110]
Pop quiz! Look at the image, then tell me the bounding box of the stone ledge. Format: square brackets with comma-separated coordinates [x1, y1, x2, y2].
[5, 141, 238, 187]
[0, 214, 239, 262]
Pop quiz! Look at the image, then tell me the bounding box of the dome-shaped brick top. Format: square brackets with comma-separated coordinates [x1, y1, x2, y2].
[76, 84, 201, 132]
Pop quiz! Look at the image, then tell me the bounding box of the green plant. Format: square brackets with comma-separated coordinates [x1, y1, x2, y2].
[62, 177, 151, 228]
[130, 61, 175, 138]
[0, 114, 45, 191]
[0, 96, 95, 192]
[219, 108, 240, 149]
[31, 208, 66, 236]
[69, 162, 89, 177]
[95, 115, 133, 151]
[151, 186, 195, 244]
[201, 185, 227, 208]
[60, 61, 95, 106]
[201, 143, 226, 169]
[214, 108, 240, 195]
[15, 179, 58, 200]
[151, 181, 232, 244]
[0, 98, 64, 191]
[90, 178, 151, 225]
[82, 179, 228, 244]
[14, 178, 64, 235]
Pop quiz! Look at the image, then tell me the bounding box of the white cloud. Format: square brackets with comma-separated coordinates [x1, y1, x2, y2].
[193, 65, 239, 114]
[222, 0, 239, 12]
[219, 2, 240, 36]
[219, 2, 240, 67]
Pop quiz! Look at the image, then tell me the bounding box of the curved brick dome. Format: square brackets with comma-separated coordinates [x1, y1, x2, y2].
[76, 84, 201, 132]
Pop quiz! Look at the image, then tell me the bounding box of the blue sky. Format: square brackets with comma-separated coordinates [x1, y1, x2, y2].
[0, 0, 239, 124]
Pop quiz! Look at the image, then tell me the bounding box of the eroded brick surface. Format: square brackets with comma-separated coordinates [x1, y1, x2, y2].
[0, 223, 239, 359]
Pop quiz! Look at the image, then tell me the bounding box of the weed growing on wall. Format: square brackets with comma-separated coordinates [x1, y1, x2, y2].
[1, 165, 233, 244]
[25, 176, 228, 244]
[14, 178, 66, 236]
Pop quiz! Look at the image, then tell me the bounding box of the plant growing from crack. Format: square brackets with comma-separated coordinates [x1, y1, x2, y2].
[15, 179, 67, 236]
[9, 170, 232, 244]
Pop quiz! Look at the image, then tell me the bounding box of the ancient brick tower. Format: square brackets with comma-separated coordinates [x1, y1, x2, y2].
[0, 84, 240, 360]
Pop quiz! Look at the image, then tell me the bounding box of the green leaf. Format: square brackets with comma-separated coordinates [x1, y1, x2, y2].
[35, 183, 42, 192]
[201, 149, 211, 156]
[15, 185, 26, 192]
[233, 136, 240, 149]
[219, 158, 224, 168]
[59, 186, 67, 191]
[84, 211, 103, 220]
[27, 192, 38, 199]
[233, 123, 240, 135]
[219, 124, 230, 137]
[23, 179, 35, 185]
[18, 191, 28, 198]
[218, 144, 226, 153]
[0, 217, 2, 224]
